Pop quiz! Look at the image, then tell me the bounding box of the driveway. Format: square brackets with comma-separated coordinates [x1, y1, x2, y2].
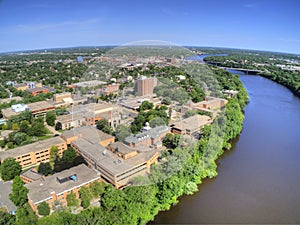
[0, 181, 17, 214]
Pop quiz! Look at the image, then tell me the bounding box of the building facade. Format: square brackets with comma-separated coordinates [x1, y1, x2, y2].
[0, 137, 67, 169]
[134, 76, 158, 96]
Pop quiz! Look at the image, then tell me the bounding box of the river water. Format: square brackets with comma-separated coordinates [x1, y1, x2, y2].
[152, 71, 300, 224]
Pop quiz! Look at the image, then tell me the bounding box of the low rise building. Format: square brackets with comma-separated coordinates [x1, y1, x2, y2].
[124, 125, 170, 148]
[20, 169, 43, 184]
[1, 101, 55, 119]
[26, 164, 100, 212]
[99, 83, 120, 95]
[0, 137, 67, 169]
[13, 82, 43, 91]
[25, 87, 49, 96]
[61, 126, 115, 147]
[71, 138, 158, 189]
[170, 114, 212, 136]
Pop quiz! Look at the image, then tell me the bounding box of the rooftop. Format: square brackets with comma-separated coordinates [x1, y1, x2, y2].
[1, 100, 55, 118]
[124, 125, 170, 144]
[25, 87, 48, 94]
[21, 169, 43, 181]
[26, 164, 99, 204]
[109, 142, 137, 155]
[171, 114, 212, 132]
[72, 138, 156, 176]
[0, 136, 65, 161]
[61, 126, 114, 143]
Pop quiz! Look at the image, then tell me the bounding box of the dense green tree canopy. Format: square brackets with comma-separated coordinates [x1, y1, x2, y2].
[0, 158, 21, 181]
[62, 147, 77, 163]
[46, 111, 56, 126]
[37, 202, 50, 216]
[38, 162, 52, 176]
[9, 176, 29, 207]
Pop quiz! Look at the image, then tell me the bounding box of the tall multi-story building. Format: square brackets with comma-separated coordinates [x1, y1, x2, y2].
[134, 76, 158, 96]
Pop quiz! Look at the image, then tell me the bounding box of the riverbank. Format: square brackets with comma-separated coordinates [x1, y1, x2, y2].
[153, 74, 300, 224]
[203, 53, 300, 98]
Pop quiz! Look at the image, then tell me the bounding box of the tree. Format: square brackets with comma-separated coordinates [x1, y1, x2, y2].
[38, 162, 52, 176]
[28, 120, 46, 137]
[184, 181, 198, 195]
[0, 211, 16, 225]
[162, 97, 172, 105]
[162, 133, 183, 149]
[55, 122, 62, 131]
[37, 202, 50, 216]
[79, 186, 92, 209]
[49, 146, 59, 162]
[96, 119, 113, 135]
[138, 101, 153, 111]
[19, 120, 30, 133]
[0, 157, 21, 181]
[115, 125, 131, 142]
[62, 147, 77, 163]
[89, 181, 105, 198]
[12, 123, 20, 130]
[184, 110, 197, 118]
[13, 132, 28, 145]
[9, 176, 29, 207]
[96, 119, 109, 130]
[15, 204, 38, 225]
[149, 117, 166, 128]
[46, 111, 56, 126]
[66, 191, 79, 207]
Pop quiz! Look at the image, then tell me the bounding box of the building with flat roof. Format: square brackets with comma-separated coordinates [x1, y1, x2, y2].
[20, 169, 44, 184]
[63, 126, 158, 188]
[26, 164, 100, 212]
[0, 137, 67, 169]
[99, 83, 120, 95]
[61, 126, 115, 147]
[25, 87, 49, 96]
[134, 76, 158, 96]
[13, 82, 43, 91]
[124, 125, 170, 148]
[170, 114, 212, 136]
[1, 101, 55, 119]
[55, 113, 86, 130]
[71, 138, 158, 189]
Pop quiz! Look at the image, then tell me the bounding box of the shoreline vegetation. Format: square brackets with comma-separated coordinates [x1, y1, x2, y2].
[31, 67, 248, 225]
[204, 51, 300, 98]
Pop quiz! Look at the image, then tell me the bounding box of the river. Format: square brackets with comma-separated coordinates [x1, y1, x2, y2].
[152, 70, 300, 224]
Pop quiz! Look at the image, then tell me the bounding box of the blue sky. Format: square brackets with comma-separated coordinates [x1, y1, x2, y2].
[0, 0, 299, 54]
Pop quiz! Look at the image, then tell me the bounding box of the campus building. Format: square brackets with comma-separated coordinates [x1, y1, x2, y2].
[62, 126, 158, 188]
[1, 101, 55, 119]
[0, 137, 67, 169]
[124, 125, 170, 148]
[170, 114, 212, 136]
[134, 76, 158, 96]
[26, 164, 100, 212]
[20, 169, 44, 184]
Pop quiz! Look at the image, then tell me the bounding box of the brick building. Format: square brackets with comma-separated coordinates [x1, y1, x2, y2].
[0, 137, 67, 169]
[26, 164, 100, 212]
[134, 76, 158, 96]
